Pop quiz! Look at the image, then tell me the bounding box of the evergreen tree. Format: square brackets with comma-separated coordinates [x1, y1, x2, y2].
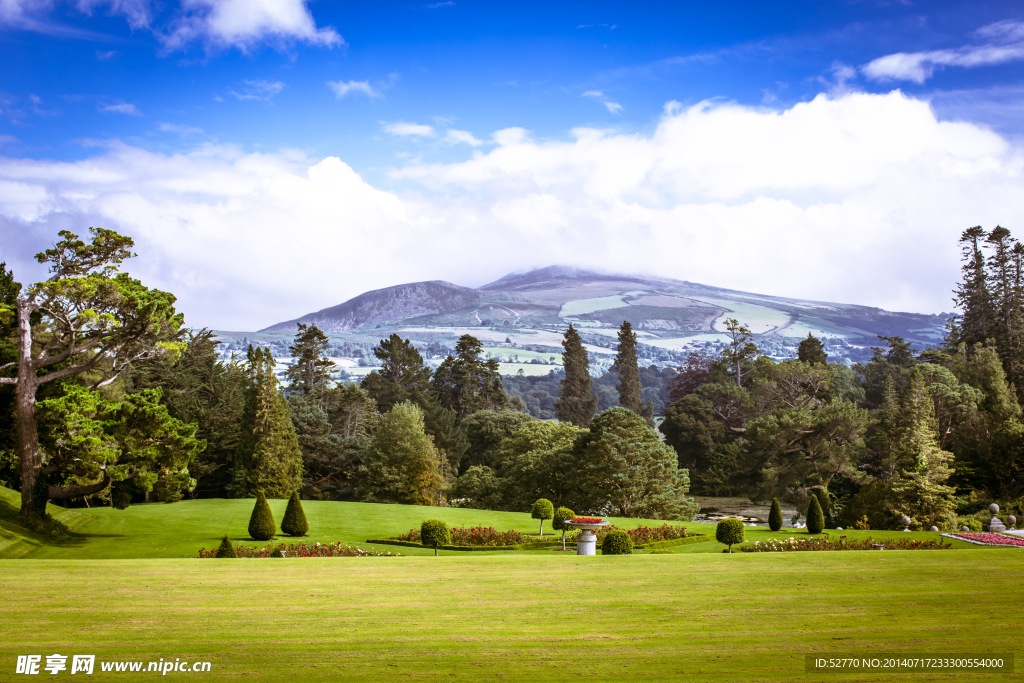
[432, 335, 507, 418]
[285, 323, 336, 407]
[806, 494, 824, 534]
[231, 346, 304, 498]
[248, 492, 276, 541]
[571, 407, 698, 519]
[721, 318, 759, 388]
[362, 335, 469, 470]
[360, 401, 447, 505]
[768, 498, 783, 531]
[281, 490, 309, 536]
[555, 324, 599, 427]
[797, 333, 828, 365]
[949, 225, 995, 349]
[459, 409, 534, 472]
[215, 535, 237, 558]
[666, 350, 714, 401]
[614, 322, 654, 426]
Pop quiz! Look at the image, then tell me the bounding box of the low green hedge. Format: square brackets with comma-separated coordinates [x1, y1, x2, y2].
[636, 534, 711, 550]
[366, 538, 559, 552]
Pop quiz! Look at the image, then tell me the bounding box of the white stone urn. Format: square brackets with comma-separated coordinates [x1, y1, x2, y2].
[565, 518, 610, 556]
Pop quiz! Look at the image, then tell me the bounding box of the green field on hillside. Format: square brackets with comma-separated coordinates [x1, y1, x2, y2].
[1, 552, 1020, 681]
[0, 486, 984, 559]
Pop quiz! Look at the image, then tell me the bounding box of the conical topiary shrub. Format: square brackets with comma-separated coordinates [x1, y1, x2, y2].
[281, 491, 308, 537]
[768, 498, 783, 532]
[215, 535, 237, 558]
[806, 495, 825, 534]
[248, 492, 276, 541]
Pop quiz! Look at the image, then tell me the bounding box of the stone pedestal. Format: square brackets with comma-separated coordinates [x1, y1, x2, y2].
[983, 503, 1006, 533]
[576, 531, 596, 556]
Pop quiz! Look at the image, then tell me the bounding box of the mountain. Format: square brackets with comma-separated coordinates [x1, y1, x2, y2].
[264, 280, 480, 332]
[245, 266, 948, 373]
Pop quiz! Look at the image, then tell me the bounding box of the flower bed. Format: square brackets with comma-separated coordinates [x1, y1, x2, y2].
[569, 523, 689, 545]
[945, 532, 1024, 547]
[396, 526, 529, 547]
[569, 517, 605, 524]
[742, 536, 952, 552]
[198, 542, 401, 558]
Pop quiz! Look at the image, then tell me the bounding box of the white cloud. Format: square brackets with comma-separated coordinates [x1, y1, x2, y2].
[863, 20, 1024, 83]
[161, 0, 342, 52]
[158, 122, 204, 136]
[383, 122, 436, 138]
[99, 102, 142, 115]
[229, 79, 285, 102]
[76, 0, 152, 30]
[582, 90, 623, 114]
[444, 129, 482, 146]
[1, 91, 1022, 329]
[328, 80, 380, 99]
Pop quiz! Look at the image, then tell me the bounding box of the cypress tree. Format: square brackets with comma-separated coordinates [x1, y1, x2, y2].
[797, 333, 827, 365]
[555, 324, 599, 427]
[806, 495, 825, 534]
[614, 322, 654, 426]
[768, 498, 783, 531]
[232, 346, 304, 498]
[215, 535, 237, 558]
[248, 492, 276, 541]
[280, 490, 309, 536]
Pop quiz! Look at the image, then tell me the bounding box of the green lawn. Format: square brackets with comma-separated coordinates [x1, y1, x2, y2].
[2, 486, 1022, 680]
[0, 486, 983, 558]
[1, 552, 1021, 681]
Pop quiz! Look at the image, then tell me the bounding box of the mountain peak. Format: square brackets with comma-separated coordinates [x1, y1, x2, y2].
[479, 265, 650, 291]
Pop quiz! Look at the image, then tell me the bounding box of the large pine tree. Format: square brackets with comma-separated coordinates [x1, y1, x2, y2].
[614, 322, 654, 426]
[432, 335, 507, 419]
[285, 323, 336, 407]
[555, 324, 598, 427]
[231, 346, 304, 498]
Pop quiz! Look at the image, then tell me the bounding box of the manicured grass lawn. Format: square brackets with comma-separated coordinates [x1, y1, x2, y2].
[0, 486, 983, 559]
[1, 551, 1021, 681]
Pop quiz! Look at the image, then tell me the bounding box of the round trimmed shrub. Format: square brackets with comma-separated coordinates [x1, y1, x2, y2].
[716, 518, 745, 553]
[601, 529, 633, 555]
[806, 495, 825, 534]
[531, 498, 554, 536]
[215, 535, 237, 558]
[248, 492, 276, 541]
[281, 491, 309, 537]
[421, 519, 451, 556]
[552, 506, 575, 550]
[768, 498, 783, 532]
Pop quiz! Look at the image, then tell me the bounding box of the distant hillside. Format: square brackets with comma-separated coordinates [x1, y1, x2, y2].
[264, 280, 480, 332]
[230, 266, 947, 376]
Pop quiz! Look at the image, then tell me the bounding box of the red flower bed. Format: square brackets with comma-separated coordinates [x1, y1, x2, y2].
[396, 526, 529, 546]
[198, 542, 401, 558]
[948, 532, 1024, 547]
[743, 536, 952, 552]
[568, 523, 689, 544]
[569, 517, 605, 524]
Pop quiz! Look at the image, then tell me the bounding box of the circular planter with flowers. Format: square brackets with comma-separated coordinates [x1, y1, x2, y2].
[564, 517, 610, 556]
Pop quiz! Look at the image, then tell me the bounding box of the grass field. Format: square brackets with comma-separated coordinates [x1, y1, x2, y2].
[2, 486, 1021, 681]
[1, 552, 1021, 681]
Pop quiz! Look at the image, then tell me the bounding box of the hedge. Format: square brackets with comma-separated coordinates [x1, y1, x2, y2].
[635, 534, 711, 550]
[366, 538, 560, 552]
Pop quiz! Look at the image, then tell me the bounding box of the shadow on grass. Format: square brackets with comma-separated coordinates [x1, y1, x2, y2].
[0, 496, 126, 550]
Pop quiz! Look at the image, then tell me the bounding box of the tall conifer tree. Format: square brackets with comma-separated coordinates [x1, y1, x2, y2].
[614, 322, 654, 426]
[949, 226, 995, 349]
[285, 323, 335, 407]
[555, 324, 598, 427]
[231, 346, 304, 498]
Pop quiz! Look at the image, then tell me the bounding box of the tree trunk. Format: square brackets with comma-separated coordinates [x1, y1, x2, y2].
[15, 299, 40, 517]
[538, 520, 543, 537]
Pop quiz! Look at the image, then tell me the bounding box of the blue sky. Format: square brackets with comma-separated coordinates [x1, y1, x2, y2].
[2, 0, 1024, 329]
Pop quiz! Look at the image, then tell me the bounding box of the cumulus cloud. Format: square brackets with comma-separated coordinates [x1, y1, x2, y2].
[444, 129, 482, 146]
[99, 102, 142, 115]
[1, 0, 342, 52]
[863, 20, 1024, 83]
[582, 90, 623, 114]
[0, 91, 1022, 329]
